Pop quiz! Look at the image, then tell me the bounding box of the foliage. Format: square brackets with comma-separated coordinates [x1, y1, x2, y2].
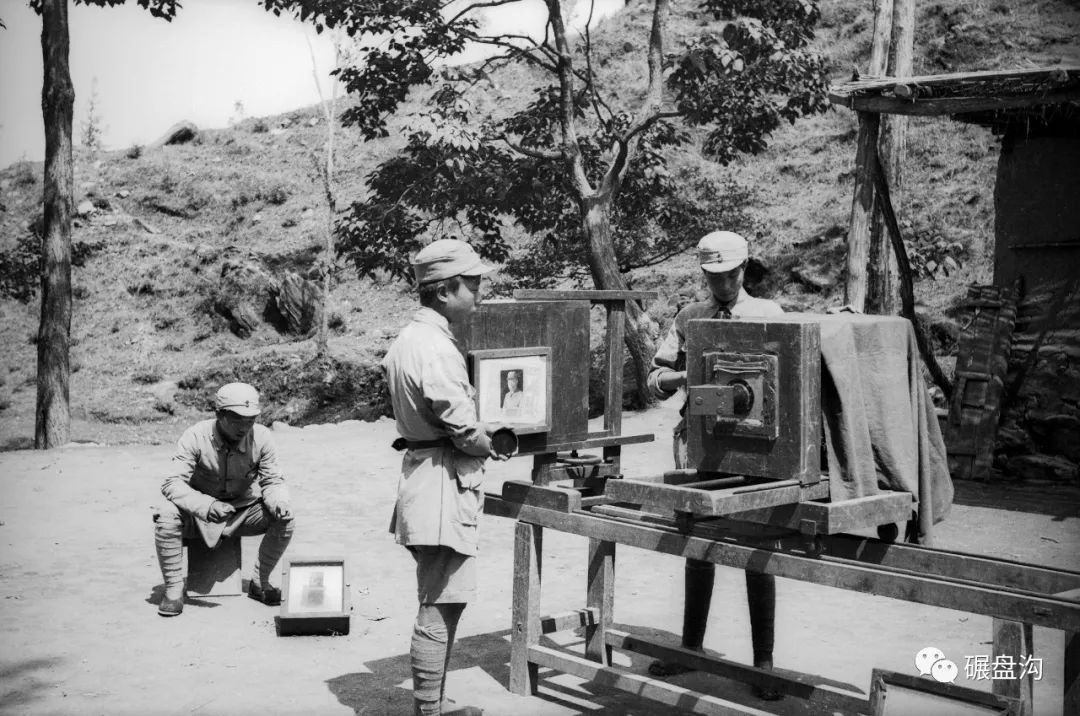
[267, 0, 829, 288]
[30, 0, 178, 19]
[0, 232, 106, 302]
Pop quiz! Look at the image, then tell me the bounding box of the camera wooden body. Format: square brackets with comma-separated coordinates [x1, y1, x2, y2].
[686, 315, 822, 484]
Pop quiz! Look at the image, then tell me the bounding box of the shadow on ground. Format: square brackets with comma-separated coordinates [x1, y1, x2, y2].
[326, 625, 867, 715]
[0, 657, 64, 712]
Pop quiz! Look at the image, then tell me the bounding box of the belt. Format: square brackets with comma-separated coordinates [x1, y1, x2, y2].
[391, 437, 453, 452]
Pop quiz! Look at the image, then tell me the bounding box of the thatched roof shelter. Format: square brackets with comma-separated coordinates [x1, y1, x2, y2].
[829, 66, 1080, 130]
[829, 66, 1080, 486]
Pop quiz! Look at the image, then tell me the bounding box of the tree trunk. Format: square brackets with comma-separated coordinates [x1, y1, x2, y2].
[36, 0, 74, 449]
[580, 194, 655, 408]
[844, 0, 893, 310]
[867, 0, 913, 315]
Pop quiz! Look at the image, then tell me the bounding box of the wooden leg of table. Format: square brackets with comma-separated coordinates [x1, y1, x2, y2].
[586, 538, 615, 665]
[1065, 630, 1079, 715]
[991, 619, 1033, 715]
[511, 522, 543, 696]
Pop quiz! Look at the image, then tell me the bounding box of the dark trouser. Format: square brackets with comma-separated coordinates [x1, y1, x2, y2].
[675, 427, 776, 666]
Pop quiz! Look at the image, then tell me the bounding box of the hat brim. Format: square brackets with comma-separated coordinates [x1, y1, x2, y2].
[460, 260, 495, 277]
[701, 259, 745, 274]
[219, 405, 261, 417]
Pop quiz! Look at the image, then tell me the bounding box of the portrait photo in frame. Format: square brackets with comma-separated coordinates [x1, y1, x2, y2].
[470, 347, 552, 434]
[277, 556, 351, 636]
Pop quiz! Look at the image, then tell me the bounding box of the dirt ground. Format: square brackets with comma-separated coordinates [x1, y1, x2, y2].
[1, 401, 1078, 716]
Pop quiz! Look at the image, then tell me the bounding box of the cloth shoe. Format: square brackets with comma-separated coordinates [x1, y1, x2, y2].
[158, 593, 184, 617]
[248, 582, 282, 606]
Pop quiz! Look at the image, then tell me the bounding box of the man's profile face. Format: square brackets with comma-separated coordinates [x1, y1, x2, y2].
[703, 263, 745, 304]
[217, 409, 257, 443]
[443, 275, 483, 322]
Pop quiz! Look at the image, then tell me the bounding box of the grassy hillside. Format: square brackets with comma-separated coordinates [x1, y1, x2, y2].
[1, 0, 1078, 448]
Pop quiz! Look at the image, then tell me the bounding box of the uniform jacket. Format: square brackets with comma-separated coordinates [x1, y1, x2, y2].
[648, 288, 784, 403]
[161, 419, 290, 521]
[381, 307, 488, 556]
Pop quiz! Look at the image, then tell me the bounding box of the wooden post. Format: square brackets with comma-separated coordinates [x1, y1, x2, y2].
[510, 522, 543, 695]
[843, 0, 891, 311]
[605, 300, 626, 436]
[845, 111, 881, 310]
[867, 0, 914, 316]
[1066, 631, 1079, 715]
[991, 619, 1033, 715]
[585, 538, 615, 665]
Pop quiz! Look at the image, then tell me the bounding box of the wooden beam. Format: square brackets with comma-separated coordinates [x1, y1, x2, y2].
[603, 478, 804, 516]
[724, 492, 913, 535]
[502, 481, 583, 512]
[829, 87, 1080, 116]
[513, 289, 658, 302]
[607, 629, 870, 715]
[482, 498, 1080, 631]
[527, 645, 776, 715]
[539, 607, 598, 634]
[522, 432, 653, 454]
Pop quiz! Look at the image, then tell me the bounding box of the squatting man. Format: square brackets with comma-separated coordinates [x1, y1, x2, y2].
[153, 382, 295, 617]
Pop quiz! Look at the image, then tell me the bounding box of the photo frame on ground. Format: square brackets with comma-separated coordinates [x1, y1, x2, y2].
[278, 556, 350, 636]
[470, 347, 552, 434]
[868, 669, 1021, 716]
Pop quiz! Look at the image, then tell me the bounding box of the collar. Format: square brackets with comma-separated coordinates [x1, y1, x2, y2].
[413, 307, 456, 342]
[708, 288, 749, 315]
[211, 419, 252, 454]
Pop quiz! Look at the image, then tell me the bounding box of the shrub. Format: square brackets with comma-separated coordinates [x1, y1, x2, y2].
[126, 144, 143, 160]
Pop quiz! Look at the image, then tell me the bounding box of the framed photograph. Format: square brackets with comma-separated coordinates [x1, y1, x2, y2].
[470, 347, 552, 434]
[278, 556, 350, 636]
[869, 669, 1021, 716]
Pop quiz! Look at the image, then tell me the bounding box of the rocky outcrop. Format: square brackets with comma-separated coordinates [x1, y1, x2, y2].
[151, 120, 199, 148]
[276, 272, 322, 335]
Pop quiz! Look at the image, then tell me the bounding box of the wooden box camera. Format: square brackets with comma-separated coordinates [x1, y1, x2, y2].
[686, 316, 822, 484]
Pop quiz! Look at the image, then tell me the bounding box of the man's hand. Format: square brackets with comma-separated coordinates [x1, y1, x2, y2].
[206, 501, 236, 523]
[267, 500, 293, 520]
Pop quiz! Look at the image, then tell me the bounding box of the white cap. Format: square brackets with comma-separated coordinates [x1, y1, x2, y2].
[697, 231, 748, 273]
[214, 382, 261, 416]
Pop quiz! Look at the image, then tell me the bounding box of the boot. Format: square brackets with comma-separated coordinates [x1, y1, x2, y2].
[154, 512, 185, 616]
[648, 559, 715, 677]
[747, 571, 781, 701]
[253, 515, 294, 593]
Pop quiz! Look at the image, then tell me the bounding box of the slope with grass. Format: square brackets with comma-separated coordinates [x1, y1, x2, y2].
[0, 0, 1077, 449]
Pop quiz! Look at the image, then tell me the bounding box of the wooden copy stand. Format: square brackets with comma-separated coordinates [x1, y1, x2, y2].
[473, 293, 1080, 715]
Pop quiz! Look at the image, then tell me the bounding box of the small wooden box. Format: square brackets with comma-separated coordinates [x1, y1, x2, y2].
[185, 537, 242, 596]
[277, 556, 351, 636]
[686, 315, 821, 483]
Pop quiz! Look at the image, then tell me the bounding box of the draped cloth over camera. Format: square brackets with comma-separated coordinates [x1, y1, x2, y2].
[818, 313, 954, 545]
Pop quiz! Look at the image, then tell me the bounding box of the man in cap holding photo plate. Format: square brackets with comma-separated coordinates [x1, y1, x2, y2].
[382, 238, 510, 715]
[153, 382, 295, 617]
[647, 230, 786, 700]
